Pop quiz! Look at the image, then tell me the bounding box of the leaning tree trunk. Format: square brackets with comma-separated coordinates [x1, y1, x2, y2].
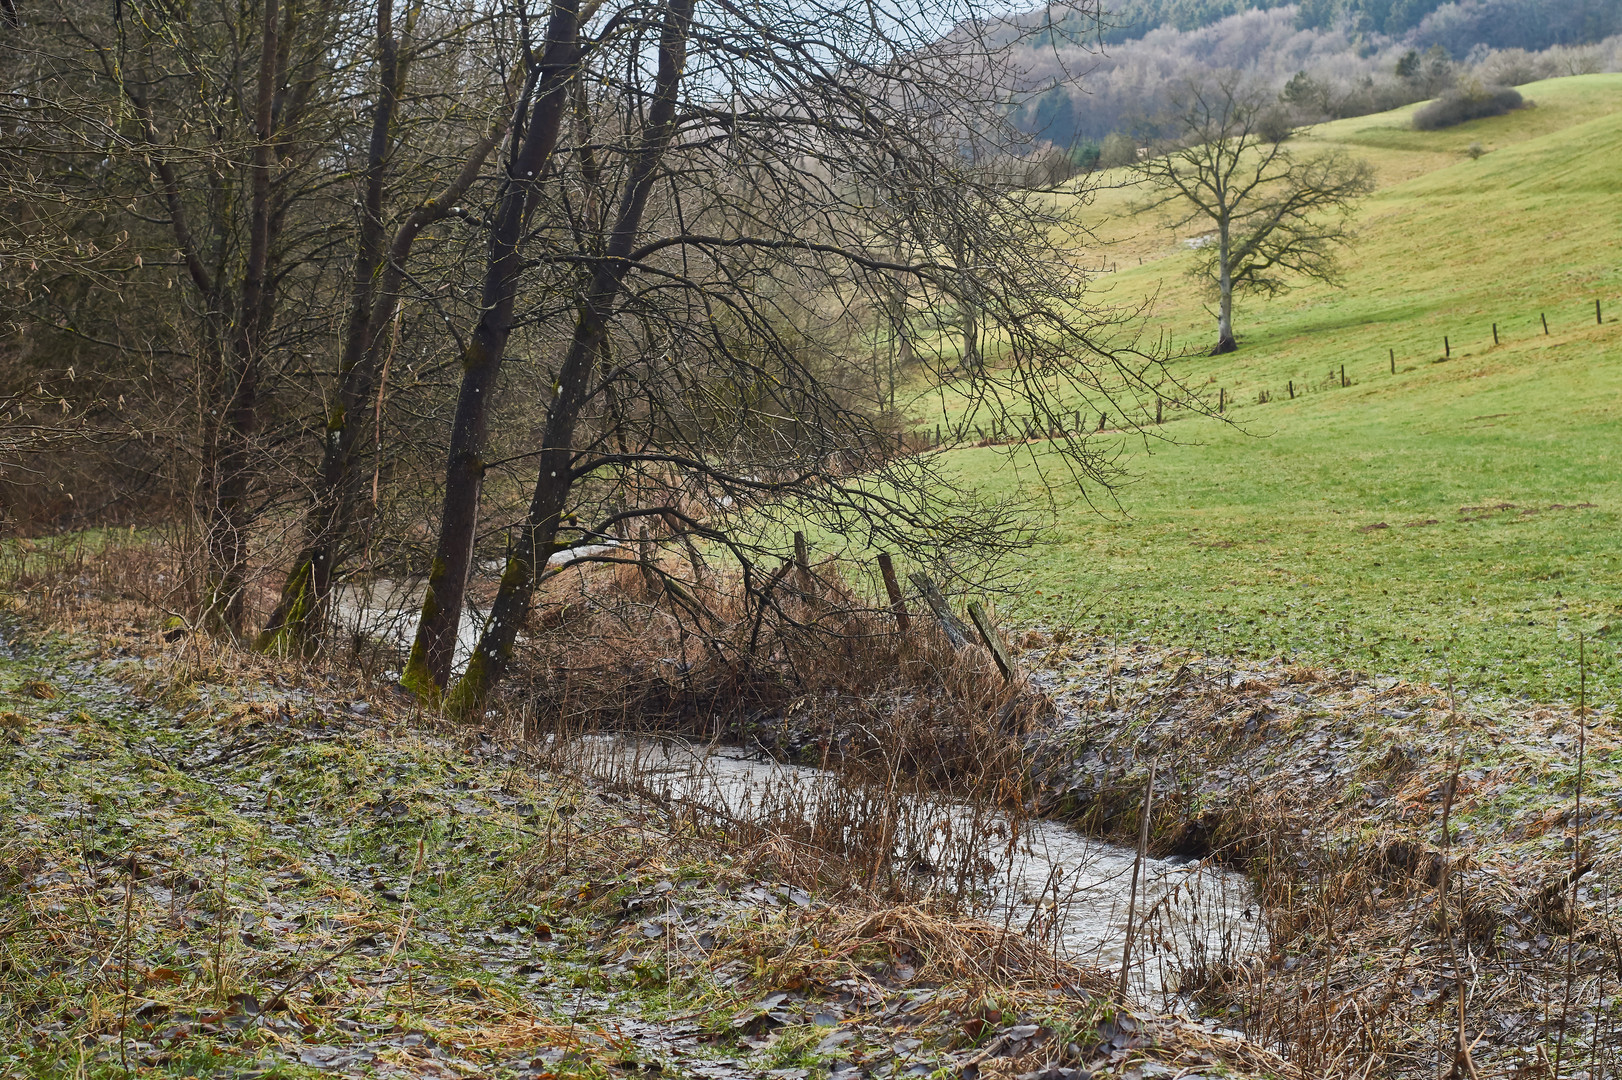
[442, 0, 695, 721]
[401, 0, 583, 699]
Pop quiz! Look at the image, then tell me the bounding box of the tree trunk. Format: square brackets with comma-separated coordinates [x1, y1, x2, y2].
[1212, 217, 1237, 355]
[401, 0, 583, 699]
[259, 0, 401, 654]
[260, 123, 508, 653]
[203, 0, 281, 637]
[442, 0, 695, 720]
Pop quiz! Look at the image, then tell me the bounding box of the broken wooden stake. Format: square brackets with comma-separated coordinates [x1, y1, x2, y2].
[877, 553, 910, 634]
[909, 572, 971, 650]
[966, 600, 1016, 683]
[793, 530, 813, 596]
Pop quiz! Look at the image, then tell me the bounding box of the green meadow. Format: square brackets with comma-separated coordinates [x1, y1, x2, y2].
[933, 73, 1622, 702]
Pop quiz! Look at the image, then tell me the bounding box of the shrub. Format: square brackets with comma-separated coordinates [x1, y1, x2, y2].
[1098, 132, 1139, 169]
[1412, 84, 1527, 130]
[1257, 105, 1295, 143]
[1477, 47, 1555, 87]
[1069, 138, 1102, 172]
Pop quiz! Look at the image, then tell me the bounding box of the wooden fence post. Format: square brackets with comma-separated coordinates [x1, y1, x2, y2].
[1219, 388, 1225, 413]
[1492, 323, 1499, 345]
[877, 553, 910, 634]
[1389, 348, 1395, 374]
[1542, 313, 1549, 335]
[966, 600, 1016, 683]
[909, 572, 971, 649]
[1288, 380, 1294, 399]
[793, 530, 813, 595]
[1444, 335, 1450, 358]
[1340, 363, 1346, 387]
[1599, 299, 1604, 325]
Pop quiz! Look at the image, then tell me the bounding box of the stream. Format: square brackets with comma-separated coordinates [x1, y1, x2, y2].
[340, 577, 1263, 1004]
[565, 736, 1262, 1004]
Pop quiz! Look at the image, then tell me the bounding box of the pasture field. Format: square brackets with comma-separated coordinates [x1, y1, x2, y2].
[940, 73, 1622, 702]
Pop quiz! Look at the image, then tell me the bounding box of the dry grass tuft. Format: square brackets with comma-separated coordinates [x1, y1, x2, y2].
[811, 905, 1112, 992]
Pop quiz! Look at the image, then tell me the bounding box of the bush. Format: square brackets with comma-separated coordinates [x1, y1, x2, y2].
[1412, 84, 1527, 130]
[1098, 132, 1139, 169]
[1257, 105, 1295, 143]
[1069, 138, 1102, 172]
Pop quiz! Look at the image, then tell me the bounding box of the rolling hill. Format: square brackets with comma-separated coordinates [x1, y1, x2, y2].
[945, 73, 1622, 702]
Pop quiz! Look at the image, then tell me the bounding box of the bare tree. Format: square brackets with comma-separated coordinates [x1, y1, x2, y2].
[256, 0, 517, 654]
[4, 0, 524, 635]
[1131, 71, 1373, 355]
[14, 0, 361, 632]
[387, 0, 1186, 716]
[3, 0, 1191, 698]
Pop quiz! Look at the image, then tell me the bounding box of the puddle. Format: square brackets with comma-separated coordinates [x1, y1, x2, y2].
[569, 737, 1262, 1004]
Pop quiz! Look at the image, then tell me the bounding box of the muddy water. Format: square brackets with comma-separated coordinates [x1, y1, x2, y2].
[339, 583, 1262, 1000]
[571, 737, 1262, 1003]
[330, 575, 485, 668]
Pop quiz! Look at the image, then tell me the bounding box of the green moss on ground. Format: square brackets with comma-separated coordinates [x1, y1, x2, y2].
[0, 621, 1269, 1080]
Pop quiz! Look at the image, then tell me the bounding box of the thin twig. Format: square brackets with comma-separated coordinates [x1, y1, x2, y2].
[1553, 635, 1589, 1080]
[1118, 756, 1158, 999]
[120, 850, 135, 1079]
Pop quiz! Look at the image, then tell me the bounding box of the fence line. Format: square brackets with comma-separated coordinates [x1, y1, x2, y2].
[903, 298, 1612, 452]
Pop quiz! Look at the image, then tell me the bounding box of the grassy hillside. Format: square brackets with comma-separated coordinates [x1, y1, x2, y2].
[936, 74, 1622, 703]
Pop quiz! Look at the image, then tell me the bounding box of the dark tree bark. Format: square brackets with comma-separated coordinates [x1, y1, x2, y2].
[401, 0, 584, 698]
[258, 0, 510, 654]
[442, 0, 695, 718]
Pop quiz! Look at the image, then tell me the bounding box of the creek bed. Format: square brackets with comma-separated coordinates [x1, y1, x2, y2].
[339, 580, 1264, 1003]
[571, 736, 1262, 1005]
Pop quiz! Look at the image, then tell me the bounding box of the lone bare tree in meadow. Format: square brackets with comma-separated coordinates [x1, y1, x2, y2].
[1132, 71, 1374, 355]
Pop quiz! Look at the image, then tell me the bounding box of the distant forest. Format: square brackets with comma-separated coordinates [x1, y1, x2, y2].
[1076, 0, 1622, 47]
[1006, 0, 1622, 147]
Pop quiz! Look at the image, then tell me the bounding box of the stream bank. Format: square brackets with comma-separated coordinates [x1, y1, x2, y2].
[0, 618, 1288, 1080]
[12, 563, 1619, 1079]
[680, 627, 1622, 1076]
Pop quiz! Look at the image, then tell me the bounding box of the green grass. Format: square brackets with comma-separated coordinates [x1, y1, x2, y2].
[928, 73, 1622, 703]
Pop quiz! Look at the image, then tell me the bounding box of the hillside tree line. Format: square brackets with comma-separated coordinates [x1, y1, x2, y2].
[0, 0, 1184, 714]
